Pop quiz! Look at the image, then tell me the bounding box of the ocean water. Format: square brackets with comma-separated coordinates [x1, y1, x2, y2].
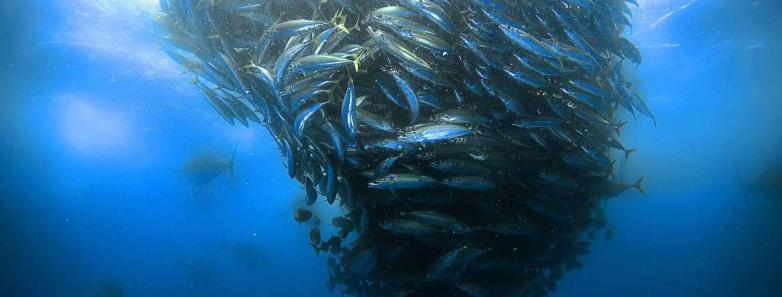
[1, 1, 781, 297]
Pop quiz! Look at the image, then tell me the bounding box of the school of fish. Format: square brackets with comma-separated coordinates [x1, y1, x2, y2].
[158, 0, 652, 296]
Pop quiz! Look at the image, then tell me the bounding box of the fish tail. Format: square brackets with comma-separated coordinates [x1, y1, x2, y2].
[613, 121, 627, 136]
[350, 16, 362, 32]
[624, 149, 636, 162]
[634, 176, 645, 194]
[353, 56, 361, 72]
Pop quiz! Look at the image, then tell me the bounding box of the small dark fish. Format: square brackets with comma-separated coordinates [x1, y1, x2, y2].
[309, 227, 322, 247]
[281, 138, 297, 178]
[332, 216, 351, 228]
[304, 177, 318, 205]
[339, 175, 355, 207]
[294, 208, 313, 223]
[327, 275, 336, 292]
[323, 157, 338, 204]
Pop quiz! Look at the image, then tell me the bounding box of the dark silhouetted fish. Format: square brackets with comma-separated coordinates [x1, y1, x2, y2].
[182, 145, 236, 186]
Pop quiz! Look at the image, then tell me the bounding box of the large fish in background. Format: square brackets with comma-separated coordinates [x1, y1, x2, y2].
[158, 0, 652, 296]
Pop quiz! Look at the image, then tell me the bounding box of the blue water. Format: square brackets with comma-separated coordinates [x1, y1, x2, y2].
[1, 1, 780, 296]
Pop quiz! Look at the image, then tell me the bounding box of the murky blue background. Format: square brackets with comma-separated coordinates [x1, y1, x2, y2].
[1, 1, 780, 296]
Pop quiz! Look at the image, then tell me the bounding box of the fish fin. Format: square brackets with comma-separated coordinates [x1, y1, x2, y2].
[242, 63, 265, 72]
[624, 149, 636, 162]
[310, 243, 321, 256]
[613, 121, 627, 136]
[634, 176, 645, 194]
[350, 16, 362, 32]
[608, 160, 616, 178]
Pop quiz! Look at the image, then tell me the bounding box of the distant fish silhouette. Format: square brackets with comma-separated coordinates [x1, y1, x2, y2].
[227, 241, 272, 270]
[182, 145, 237, 186]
